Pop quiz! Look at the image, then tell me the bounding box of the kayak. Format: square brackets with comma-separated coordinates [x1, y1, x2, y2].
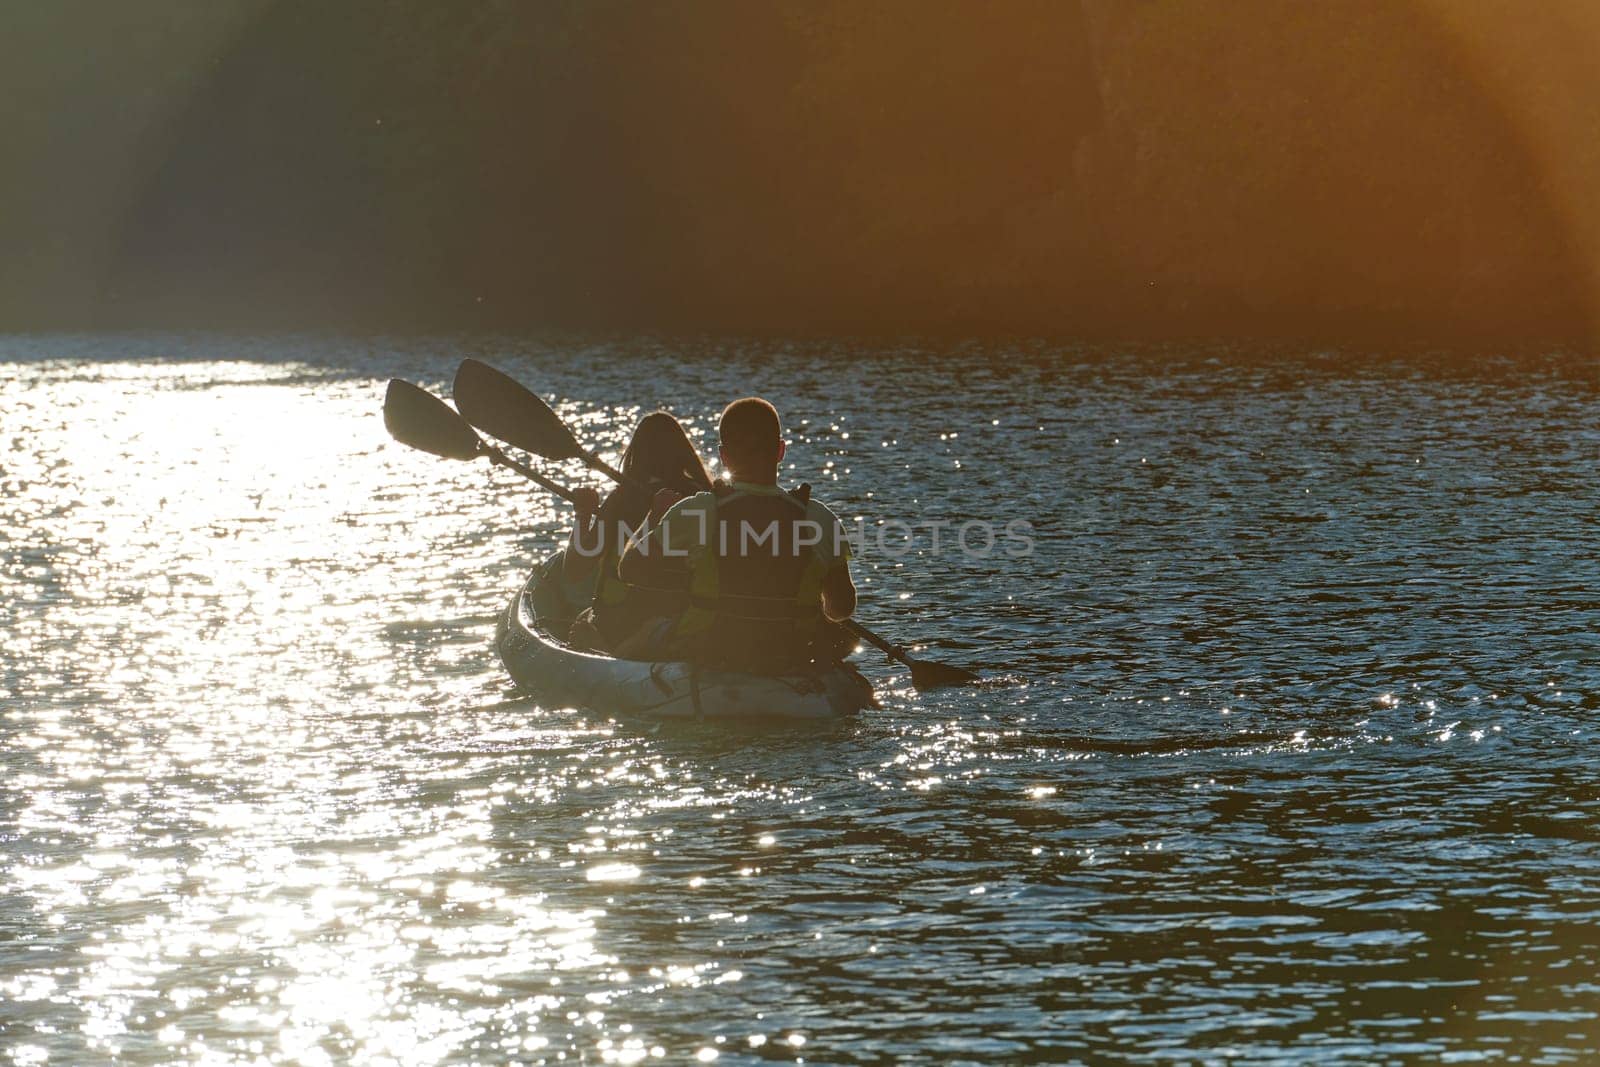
[494, 552, 877, 721]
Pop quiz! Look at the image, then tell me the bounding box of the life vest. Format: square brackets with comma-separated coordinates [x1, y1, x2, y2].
[536, 549, 596, 625]
[593, 543, 632, 608]
[670, 483, 830, 673]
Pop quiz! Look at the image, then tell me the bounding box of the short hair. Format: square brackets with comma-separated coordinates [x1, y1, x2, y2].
[718, 397, 782, 468]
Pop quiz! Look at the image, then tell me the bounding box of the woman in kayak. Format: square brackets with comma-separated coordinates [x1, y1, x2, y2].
[564, 411, 713, 652]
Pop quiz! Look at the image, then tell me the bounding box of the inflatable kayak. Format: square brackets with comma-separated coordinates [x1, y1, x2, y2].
[494, 553, 877, 722]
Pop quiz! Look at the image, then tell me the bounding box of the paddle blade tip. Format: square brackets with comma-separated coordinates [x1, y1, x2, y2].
[382, 378, 483, 461]
[451, 358, 585, 462]
[908, 660, 984, 690]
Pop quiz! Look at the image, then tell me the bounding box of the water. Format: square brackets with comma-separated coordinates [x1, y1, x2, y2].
[3, 335, 1598, 1065]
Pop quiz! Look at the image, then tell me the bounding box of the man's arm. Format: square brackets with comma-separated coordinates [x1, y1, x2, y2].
[812, 500, 857, 621]
[819, 562, 856, 622]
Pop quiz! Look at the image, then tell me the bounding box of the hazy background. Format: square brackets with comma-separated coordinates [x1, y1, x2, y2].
[5, 0, 1600, 345]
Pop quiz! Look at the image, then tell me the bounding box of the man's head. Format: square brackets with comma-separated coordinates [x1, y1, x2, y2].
[718, 397, 785, 481]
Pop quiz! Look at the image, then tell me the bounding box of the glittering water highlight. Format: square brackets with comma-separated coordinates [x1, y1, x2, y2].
[2, 336, 1597, 1064]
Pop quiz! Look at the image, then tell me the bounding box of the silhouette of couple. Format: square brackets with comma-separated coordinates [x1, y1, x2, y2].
[562, 398, 856, 674]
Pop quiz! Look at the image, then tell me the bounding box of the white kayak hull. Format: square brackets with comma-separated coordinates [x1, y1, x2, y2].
[494, 555, 876, 722]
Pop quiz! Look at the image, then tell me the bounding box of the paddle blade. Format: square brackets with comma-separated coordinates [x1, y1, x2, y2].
[908, 657, 983, 690]
[383, 379, 483, 461]
[453, 358, 582, 462]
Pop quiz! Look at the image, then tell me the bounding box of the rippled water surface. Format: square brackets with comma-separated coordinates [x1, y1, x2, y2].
[3, 336, 1598, 1064]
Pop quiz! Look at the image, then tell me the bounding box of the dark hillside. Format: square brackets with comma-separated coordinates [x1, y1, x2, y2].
[3, 0, 1597, 343]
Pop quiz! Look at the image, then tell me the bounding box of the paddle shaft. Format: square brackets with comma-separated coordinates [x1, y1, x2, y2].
[482, 445, 579, 505]
[581, 451, 639, 493]
[844, 618, 913, 665]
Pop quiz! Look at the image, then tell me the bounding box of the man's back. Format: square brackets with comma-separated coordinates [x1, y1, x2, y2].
[624, 479, 852, 673]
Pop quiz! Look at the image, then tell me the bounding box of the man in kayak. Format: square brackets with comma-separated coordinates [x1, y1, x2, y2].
[617, 397, 857, 674]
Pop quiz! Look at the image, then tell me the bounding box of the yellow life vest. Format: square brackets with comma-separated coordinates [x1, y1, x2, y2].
[671, 483, 830, 671]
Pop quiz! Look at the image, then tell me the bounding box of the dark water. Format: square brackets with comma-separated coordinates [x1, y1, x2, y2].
[3, 335, 1598, 1065]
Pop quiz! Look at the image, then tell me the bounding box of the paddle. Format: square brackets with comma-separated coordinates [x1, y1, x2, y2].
[450, 360, 983, 689]
[453, 358, 638, 490]
[381, 378, 579, 504]
[842, 619, 981, 689]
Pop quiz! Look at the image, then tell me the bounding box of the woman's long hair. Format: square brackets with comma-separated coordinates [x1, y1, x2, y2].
[620, 411, 713, 495]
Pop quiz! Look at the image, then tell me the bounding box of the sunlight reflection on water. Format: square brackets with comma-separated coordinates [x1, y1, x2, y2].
[2, 337, 1598, 1063]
